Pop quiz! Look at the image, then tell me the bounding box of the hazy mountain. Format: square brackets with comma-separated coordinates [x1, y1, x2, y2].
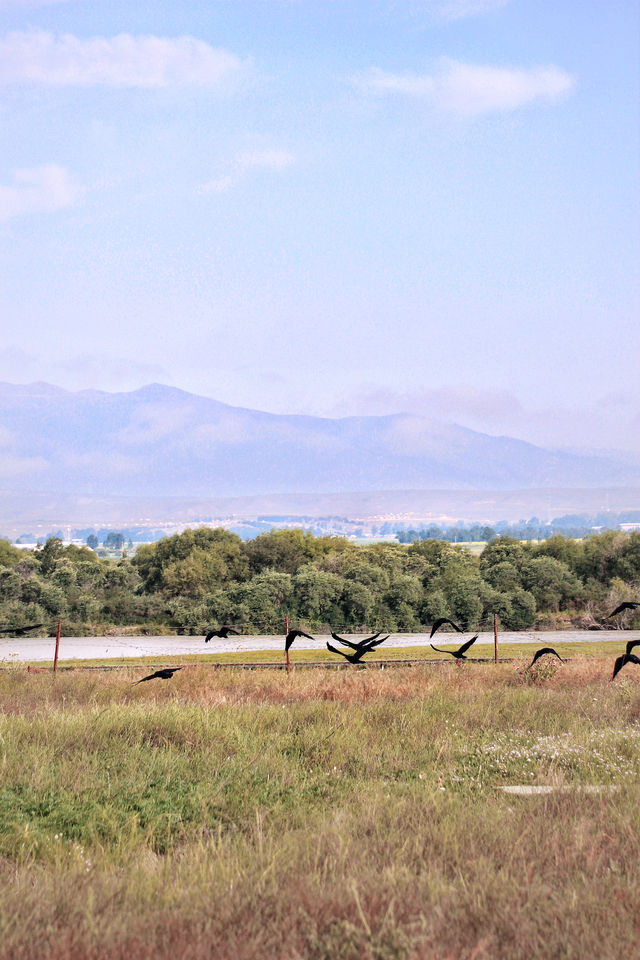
[1, 381, 638, 499]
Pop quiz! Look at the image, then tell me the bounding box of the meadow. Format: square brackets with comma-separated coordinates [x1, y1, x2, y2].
[1, 654, 639, 959]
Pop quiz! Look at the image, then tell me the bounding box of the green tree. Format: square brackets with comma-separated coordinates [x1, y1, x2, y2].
[244, 529, 318, 575]
[292, 566, 343, 623]
[39, 537, 63, 575]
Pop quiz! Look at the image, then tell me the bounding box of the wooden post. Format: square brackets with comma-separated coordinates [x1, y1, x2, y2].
[493, 612, 498, 664]
[285, 615, 290, 674]
[53, 620, 61, 673]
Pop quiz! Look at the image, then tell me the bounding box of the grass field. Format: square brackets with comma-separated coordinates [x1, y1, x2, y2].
[1, 657, 639, 959]
[7, 639, 627, 671]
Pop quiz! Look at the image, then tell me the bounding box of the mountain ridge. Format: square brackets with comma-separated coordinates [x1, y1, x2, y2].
[0, 380, 638, 500]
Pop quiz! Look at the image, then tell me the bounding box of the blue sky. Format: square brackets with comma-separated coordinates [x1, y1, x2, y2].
[0, 0, 638, 452]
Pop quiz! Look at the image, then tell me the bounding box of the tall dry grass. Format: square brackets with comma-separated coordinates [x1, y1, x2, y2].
[1, 659, 639, 959]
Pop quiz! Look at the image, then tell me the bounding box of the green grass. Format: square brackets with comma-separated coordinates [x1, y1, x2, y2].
[6, 639, 628, 671]
[1, 659, 639, 959]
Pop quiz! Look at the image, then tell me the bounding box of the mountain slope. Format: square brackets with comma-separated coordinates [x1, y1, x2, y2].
[0, 381, 637, 497]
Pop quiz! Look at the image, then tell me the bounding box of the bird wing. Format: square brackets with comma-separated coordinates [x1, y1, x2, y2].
[135, 671, 159, 684]
[626, 639, 640, 656]
[298, 631, 315, 640]
[456, 635, 478, 657]
[430, 618, 463, 639]
[326, 642, 350, 660]
[204, 631, 215, 643]
[330, 631, 360, 649]
[530, 647, 553, 665]
[611, 654, 627, 680]
[605, 604, 628, 618]
[548, 647, 565, 662]
[364, 634, 390, 650]
[430, 643, 451, 656]
[530, 647, 565, 666]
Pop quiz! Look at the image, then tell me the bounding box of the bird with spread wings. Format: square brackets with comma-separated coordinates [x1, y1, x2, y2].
[430, 635, 478, 661]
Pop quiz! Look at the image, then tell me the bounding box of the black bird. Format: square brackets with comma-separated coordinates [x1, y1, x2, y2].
[204, 627, 240, 642]
[528, 647, 566, 668]
[611, 653, 640, 681]
[134, 667, 182, 684]
[285, 629, 315, 653]
[326, 642, 370, 664]
[429, 617, 464, 639]
[0, 623, 43, 636]
[430, 635, 479, 661]
[327, 634, 390, 663]
[604, 601, 640, 619]
[330, 630, 384, 650]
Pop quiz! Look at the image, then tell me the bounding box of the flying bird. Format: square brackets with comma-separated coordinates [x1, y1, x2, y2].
[327, 635, 390, 662]
[0, 623, 43, 636]
[204, 627, 240, 642]
[429, 617, 464, 639]
[528, 647, 566, 668]
[330, 630, 384, 650]
[430, 635, 479, 661]
[134, 667, 183, 685]
[604, 601, 640, 619]
[285, 629, 315, 653]
[326, 642, 370, 664]
[611, 653, 640, 681]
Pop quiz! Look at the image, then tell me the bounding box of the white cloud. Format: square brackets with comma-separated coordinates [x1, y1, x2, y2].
[0, 31, 251, 88]
[0, 165, 83, 222]
[202, 148, 296, 194]
[353, 58, 576, 115]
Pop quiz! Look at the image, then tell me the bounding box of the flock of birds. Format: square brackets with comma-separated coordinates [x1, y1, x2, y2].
[2, 602, 639, 686]
[131, 601, 640, 685]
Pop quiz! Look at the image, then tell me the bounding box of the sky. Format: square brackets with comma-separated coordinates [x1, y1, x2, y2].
[0, 0, 638, 453]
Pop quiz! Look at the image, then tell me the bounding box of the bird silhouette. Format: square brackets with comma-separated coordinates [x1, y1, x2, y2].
[327, 635, 390, 663]
[0, 623, 43, 636]
[330, 630, 385, 650]
[285, 629, 315, 653]
[611, 652, 640, 681]
[604, 601, 640, 619]
[134, 667, 182, 684]
[204, 627, 240, 642]
[326, 642, 370, 664]
[528, 647, 566, 668]
[430, 635, 478, 661]
[429, 617, 464, 639]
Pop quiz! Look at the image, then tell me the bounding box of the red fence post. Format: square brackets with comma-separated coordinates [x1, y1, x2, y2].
[494, 613, 498, 664]
[53, 620, 61, 673]
[285, 615, 290, 674]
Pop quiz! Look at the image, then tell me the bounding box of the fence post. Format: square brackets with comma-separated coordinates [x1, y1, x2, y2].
[53, 620, 61, 673]
[493, 612, 498, 664]
[285, 615, 290, 674]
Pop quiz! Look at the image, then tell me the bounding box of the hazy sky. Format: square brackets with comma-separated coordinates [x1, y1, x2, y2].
[0, 0, 638, 451]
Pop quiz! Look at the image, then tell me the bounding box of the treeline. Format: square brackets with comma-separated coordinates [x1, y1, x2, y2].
[1, 528, 639, 636]
[397, 520, 619, 543]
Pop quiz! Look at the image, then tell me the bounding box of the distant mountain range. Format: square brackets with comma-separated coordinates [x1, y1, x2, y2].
[1, 382, 639, 503]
